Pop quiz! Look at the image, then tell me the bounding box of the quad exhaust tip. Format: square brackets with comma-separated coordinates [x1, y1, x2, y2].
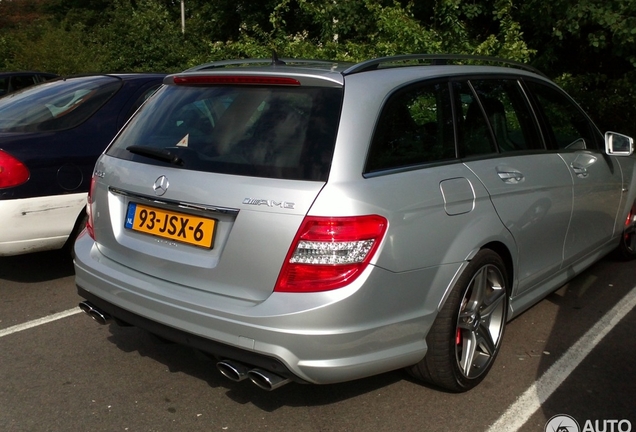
[78, 301, 111, 325]
[247, 368, 291, 391]
[78, 306, 291, 390]
[217, 360, 250, 382]
[216, 360, 291, 391]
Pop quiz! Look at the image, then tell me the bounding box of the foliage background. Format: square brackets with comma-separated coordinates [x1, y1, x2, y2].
[1, 0, 634, 137]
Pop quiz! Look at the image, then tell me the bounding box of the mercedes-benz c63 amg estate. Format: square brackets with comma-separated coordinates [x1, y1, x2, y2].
[74, 54, 636, 392]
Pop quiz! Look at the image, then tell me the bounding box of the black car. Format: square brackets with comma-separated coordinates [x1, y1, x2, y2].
[0, 73, 165, 256]
[0, 71, 58, 97]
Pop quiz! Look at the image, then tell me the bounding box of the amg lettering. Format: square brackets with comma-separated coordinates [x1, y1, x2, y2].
[242, 198, 295, 209]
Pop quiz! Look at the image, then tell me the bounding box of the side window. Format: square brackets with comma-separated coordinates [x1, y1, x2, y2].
[365, 81, 455, 173]
[0, 77, 8, 96]
[454, 81, 497, 156]
[526, 81, 602, 150]
[456, 79, 542, 157]
[471, 79, 542, 152]
[11, 75, 38, 92]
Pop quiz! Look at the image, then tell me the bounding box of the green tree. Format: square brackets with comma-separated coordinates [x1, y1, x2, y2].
[516, 0, 636, 136]
[96, 0, 195, 72]
[2, 20, 103, 74]
[1, 0, 634, 137]
[200, 0, 534, 63]
[41, 0, 114, 28]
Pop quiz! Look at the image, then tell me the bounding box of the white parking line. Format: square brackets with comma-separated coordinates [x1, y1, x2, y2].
[0, 307, 82, 339]
[487, 285, 636, 432]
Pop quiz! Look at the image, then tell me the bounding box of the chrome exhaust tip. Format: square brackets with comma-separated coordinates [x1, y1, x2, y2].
[247, 368, 291, 391]
[216, 360, 250, 382]
[78, 301, 111, 325]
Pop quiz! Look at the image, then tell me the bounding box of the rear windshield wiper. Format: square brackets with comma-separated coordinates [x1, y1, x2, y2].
[126, 145, 184, 166]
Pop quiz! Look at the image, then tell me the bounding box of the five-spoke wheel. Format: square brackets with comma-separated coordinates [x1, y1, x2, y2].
[408, 249, 508, 392]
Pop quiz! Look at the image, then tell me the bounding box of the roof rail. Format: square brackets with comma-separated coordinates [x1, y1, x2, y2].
[185, 58, 346, 72]
[342, 54, 544, 76]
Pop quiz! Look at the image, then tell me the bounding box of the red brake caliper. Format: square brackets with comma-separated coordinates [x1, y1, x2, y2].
[456, 328, 462, 345]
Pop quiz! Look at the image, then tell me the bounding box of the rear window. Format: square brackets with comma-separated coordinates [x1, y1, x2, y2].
[107, 84, 343, 181]
[0, 75, 122, 132]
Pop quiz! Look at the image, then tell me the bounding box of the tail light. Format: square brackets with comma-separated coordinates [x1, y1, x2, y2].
[0, 150, 30, 189]
[86, 175, 97, 239]
[275, 215, 388, 293]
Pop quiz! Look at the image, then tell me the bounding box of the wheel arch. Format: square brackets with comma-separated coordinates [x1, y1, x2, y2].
[481, 241, 514, 293]
[436, 240, 514, 314]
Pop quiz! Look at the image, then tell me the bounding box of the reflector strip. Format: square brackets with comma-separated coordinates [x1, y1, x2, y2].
[173, 75, 301, 86]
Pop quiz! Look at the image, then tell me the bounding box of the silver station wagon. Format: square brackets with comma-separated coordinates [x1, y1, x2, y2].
[74, 54, 636, 392]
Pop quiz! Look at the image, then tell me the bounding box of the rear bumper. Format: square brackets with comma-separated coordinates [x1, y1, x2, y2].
[77, 286, 302, 382]
[73, 233, 457, 385]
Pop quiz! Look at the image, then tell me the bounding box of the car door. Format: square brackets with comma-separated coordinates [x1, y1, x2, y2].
[525, 80, 624, 265]
[457, 78, 574, 295]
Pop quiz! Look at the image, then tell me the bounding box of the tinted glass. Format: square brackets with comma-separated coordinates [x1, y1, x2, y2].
[107, 84, 343, 181]
[456, 80, 542, 157]
[0, 75, 122, 133]
[0, 78, 8, 96]
[124, 84, 162, 120]
[470, 79, 542, 152]
[365, 81, 455, 173]
[526, 81, 602, 150]
[455, 81, 498, 156]
[11, 75, 37, 92]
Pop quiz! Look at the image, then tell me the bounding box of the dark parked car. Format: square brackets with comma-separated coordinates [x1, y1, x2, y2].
[0, 71, 58, 97]
[0, 73, 165, 256]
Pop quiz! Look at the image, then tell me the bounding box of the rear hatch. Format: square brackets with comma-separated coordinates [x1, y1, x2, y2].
[90, 70, 344, 302]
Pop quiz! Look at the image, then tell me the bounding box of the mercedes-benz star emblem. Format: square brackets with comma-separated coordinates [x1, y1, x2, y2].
[153, 175, 169, 196]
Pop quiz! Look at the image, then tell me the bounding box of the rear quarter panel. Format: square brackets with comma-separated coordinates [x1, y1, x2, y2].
[311, 164, 515, 274]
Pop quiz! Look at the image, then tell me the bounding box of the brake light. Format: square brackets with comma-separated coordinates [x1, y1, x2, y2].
[173, 75, 301, 86]
[275, 215, 388, 293]
[0, 150, 29, 189]
[86, 175, 97, 239]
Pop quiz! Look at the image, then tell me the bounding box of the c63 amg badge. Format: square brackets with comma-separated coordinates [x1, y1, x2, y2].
[243, 198, 295, 209]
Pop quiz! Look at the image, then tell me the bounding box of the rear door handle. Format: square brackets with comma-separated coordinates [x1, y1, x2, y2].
[570, 162, 589, 178]
[497, 170, 525, 184]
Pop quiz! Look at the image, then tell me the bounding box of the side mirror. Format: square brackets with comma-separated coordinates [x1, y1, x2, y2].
[605, 131, 633, 156]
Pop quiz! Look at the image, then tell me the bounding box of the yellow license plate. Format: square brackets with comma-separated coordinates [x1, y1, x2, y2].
[125, 202, 216, 248]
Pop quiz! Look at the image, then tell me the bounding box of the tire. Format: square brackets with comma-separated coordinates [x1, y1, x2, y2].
[616, 201, 636, 260]
[409, 249, 508, 392]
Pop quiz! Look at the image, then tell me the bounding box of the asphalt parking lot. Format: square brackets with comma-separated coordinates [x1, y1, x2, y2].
[1, 250, 635, 432]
